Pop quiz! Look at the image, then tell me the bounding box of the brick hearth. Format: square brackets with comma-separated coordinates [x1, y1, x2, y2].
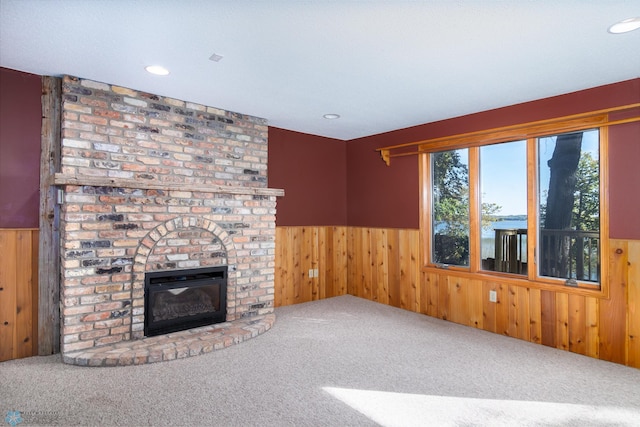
[55, 76, 283, 364]
[63, 314, 275, 367]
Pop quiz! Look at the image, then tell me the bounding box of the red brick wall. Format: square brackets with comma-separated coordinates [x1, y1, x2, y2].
[58, 76, 279, 353]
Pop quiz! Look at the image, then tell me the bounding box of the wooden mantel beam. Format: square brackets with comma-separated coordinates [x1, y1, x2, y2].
[54, 174, 285, 197]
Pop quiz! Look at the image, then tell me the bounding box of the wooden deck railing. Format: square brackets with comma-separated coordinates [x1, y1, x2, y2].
[494, 228, 527, 274]
[492, 228, 599, 283]
[539, 229, 600, 283]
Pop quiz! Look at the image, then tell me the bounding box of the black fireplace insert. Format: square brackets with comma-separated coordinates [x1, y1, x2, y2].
[144, 266, 227, 337]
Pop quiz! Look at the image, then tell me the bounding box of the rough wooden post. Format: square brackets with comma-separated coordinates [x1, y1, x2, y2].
[39, 76, 61, 355]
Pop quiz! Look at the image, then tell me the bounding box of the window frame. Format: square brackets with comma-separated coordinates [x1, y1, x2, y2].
[420, 116, 609, 297]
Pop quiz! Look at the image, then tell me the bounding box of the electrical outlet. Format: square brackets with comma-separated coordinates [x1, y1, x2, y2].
[309, 269, 314, 278]
[313, 268, 318, 278]
[489, 290, 497, 303]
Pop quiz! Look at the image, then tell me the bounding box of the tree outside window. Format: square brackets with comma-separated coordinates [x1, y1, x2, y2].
[431, 149, 469, 266]
[538, 129, 600, 283]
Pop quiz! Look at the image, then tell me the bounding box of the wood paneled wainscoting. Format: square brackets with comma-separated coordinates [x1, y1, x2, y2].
[0, 229, 39, 362]
[275, 226, 348, 306]
[274, 226, 640, 369]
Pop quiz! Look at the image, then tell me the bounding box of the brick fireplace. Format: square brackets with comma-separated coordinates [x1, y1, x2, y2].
[54, 76, 283, 365]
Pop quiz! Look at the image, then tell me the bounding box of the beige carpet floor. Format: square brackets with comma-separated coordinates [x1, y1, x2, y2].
[1, 295, 639, 426]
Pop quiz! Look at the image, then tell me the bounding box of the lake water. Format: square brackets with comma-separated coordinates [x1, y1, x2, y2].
[483, 220, 528, 238]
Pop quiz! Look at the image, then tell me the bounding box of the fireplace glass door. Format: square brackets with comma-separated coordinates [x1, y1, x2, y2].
[144, 266, 227, 336]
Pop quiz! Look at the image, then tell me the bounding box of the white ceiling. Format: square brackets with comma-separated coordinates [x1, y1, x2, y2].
[1, 0, 639, 140]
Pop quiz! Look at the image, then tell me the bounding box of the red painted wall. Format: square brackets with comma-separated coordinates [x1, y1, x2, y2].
[2, 67, 637, 239]
[346, 138, 419, 229]
[609, 121, 640, 239]
[0, 68, 41, 228]
[268, 127, 347, 226]
[346, 79, 640, 239]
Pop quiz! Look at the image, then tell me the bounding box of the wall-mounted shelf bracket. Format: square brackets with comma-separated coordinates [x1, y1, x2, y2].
[380, 149, 390, 166]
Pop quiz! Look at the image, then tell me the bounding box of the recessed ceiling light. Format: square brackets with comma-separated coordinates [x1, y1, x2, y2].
[209, 53, 224, 62]
[608, 17, 640, 34]
[145, 65, 170, 76]
[323, 114, 340, 119]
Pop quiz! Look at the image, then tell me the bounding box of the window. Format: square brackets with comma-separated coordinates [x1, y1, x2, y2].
[431, 149, 469, 266]
[480, 140, 527, 275]
[423, 121, 607, 291]
[538, 130, 600, 284]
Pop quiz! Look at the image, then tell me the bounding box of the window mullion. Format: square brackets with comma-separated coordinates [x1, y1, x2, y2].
[469, 147, 481, 272]
[420, 153, 432, 267]
[526, 138, 538, 281]
[598, 126, 609, 295]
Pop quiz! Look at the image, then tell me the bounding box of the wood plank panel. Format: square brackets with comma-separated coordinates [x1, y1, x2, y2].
[505, 285, 531, 341]
[424, 272, 439, 317]
[332, 227, 348, 297]
[15, 231, 36, 358]
[288, 227, 299, 305]
[352, 227, 364, 298]
[409, 230, 420, 312]
[599, 240, 628, 364]
[540, 289, 557, 348]
[495, 283, 510, 336]
[0, 229, 39, 362]
[274, 227, 286, 307]
[346, 227, 357, 296]
[418, 270, 428, 315]
[361, 228, 372, 301]
[467, 279, 483, 329]
[311, 227, 320, 301]
[568, 293, 587, 355]
[289, 226, 299, 305]
[387, 229, 401, 308]
[317, 227, 328, 300]
[369, 228, 379, 303]
[31, 231, 40, 353]
[515, 286, 530, 341]
[398, 229, 409, 309]
[373, 228, 389, 305]
[529, 288, 542, 344]
[301, 227, 314, 303]
[555, 292, 570, 351]
[437, 274, 451, 321]
[507, 285, 519, 338]
[351, 227, 363, 298]
[279, 226, 300, 306]
[448, 276, 469, 326]
[0, 231, 18, 362]
[287, 227, 299, 305]
[585, 296, 599, 359]
[398, 229, 419, 311]
[482, 281, 498, 334]
[376, 229, 389, 304]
